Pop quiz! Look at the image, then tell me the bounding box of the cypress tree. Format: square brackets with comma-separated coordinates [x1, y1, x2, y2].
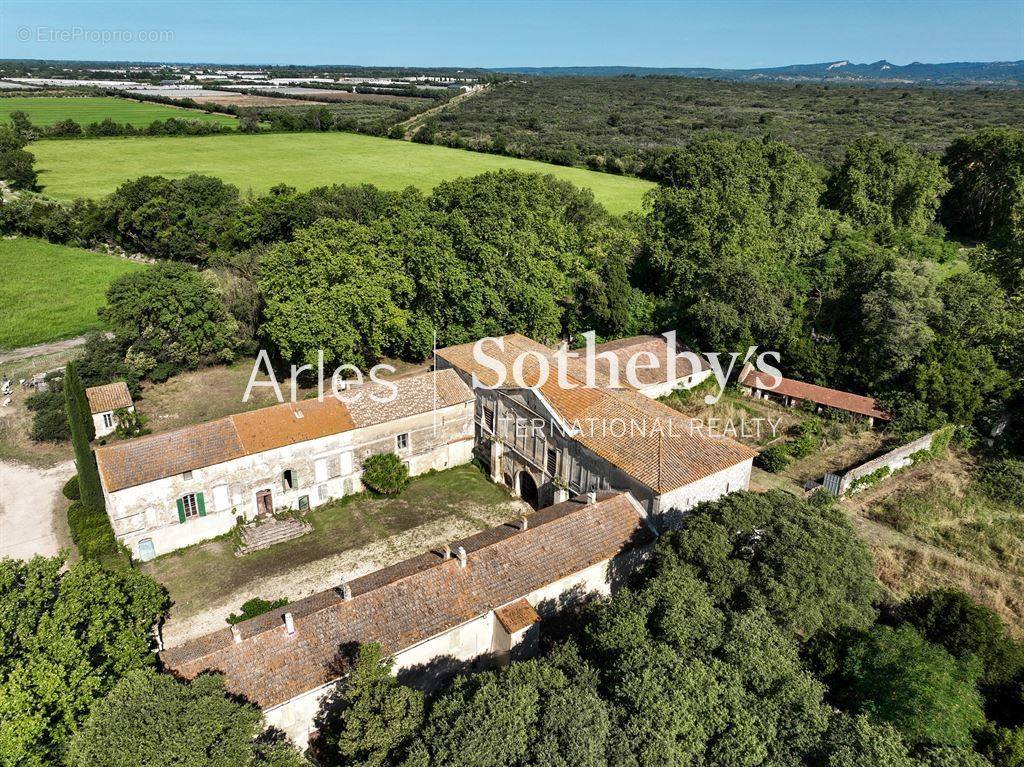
[66, 360, 95, 441]
[65, 363, 104, 511]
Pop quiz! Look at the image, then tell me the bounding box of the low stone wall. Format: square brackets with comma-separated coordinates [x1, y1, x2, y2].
[823, 430, 939, 496]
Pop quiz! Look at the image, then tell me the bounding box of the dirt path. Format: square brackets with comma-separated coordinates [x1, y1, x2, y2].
[0, 335, 90, 364]
[398, 85, 489, 139]
[0, 459, 75, 560]
[159, 498, 528, 648]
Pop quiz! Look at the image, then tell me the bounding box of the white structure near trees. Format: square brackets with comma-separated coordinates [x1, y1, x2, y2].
[85, 381, 134, 438]
[94, 370, 475, 560]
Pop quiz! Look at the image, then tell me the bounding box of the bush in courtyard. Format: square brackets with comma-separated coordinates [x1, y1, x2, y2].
[361, 453, 409, 495]
[114, 408, 148, 439]
[29, 401, 71, 442]
[756, 443, 791, 472]
[62, 475, 80, 501]
[227, 597, 289, 625]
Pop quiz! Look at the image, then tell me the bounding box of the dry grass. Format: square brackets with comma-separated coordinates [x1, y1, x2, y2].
[845, 449, 1024, 635]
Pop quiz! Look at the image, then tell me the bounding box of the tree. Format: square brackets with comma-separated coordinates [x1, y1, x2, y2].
[258, 218, 416, 367]
[100, 263, 237, 377]
[858, 259, 943, 383]
[941, 128, 1024, 247]
[312, 644, 424, 767]
[834, 625, 986, 747]
[825, 135, 949, 232]
[812, 713, 917, 767]
[0, 148, 38, 190]
[655, 490, 879, 638]
[70, 669, 305, 767]
[638, 135, 828, 352]
[64, 362, 103, 510]
[0, 556, 166, 766]
[64, 359, 94, 441]
[421, 656, 611, 767]
[101, 174, 241, 262]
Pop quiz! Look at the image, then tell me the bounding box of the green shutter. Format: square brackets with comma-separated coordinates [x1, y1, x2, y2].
[176, 497, 186, 524]
[197, 492, 206, 517]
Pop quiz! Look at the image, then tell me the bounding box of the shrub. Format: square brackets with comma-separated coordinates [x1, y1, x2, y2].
[979, 458, 1024, 507]
[114, 408, 148, 438]
[62, 475, 80, 501]
[790, 432, 818, 459]
[30, 405, 71, 442]
[756, 444, 791, 472]
[362, 453, 409, 495]
[227, 596, 288, 625]
[67, 501, 123, 564]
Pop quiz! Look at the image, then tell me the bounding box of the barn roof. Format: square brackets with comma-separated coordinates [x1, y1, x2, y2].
[161, 491, 653, 709]
[740, 368, 890, 421]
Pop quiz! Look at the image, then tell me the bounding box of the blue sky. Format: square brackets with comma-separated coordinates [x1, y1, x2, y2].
[0, 1, 1021, 68]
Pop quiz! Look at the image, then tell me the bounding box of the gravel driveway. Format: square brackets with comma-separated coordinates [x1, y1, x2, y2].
[0, 459, 75, 560]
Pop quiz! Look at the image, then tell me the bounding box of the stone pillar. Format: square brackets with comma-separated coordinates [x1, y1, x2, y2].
[490, 440, 504, 483]
[553, 487, 569, 504]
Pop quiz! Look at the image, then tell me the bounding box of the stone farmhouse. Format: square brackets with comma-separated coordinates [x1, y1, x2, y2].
[85, 381, 135, 438]
[161, 491, 656, 747]
[94, 369, 475, 560]
[435, 333, 758, 515]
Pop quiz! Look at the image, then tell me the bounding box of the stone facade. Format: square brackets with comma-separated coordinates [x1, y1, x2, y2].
[102, 401, 474, 560]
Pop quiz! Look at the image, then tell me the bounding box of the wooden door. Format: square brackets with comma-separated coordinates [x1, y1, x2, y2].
[256, 489, 273, 516]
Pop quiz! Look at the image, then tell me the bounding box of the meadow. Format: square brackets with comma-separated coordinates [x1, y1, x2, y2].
[30, 131, 654, 214]
[0, 238, 146, 349]
[0, 96, 237, 128]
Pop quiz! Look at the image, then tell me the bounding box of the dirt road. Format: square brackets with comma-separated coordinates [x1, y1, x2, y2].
[0, 459, 75, 560]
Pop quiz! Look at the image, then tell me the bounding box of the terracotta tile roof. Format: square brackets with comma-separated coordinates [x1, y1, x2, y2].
[96, 418, 245, 493]
[494, 598, 540, 634]
[347, 369, 474, 428]
[582, 335, 708, 388]
[740, 368, 890, 421]
[161, 492, 653, 709]
[97, 369, 464, 493]
[232, 397, 354, 454]
[85, 381, 133, 414]
[436, 335, 757, 493]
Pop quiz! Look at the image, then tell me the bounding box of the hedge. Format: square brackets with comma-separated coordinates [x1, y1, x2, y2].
[62, 475, 80, 501]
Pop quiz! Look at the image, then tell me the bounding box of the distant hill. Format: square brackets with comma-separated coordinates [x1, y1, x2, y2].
[494, 60, 1024, 87]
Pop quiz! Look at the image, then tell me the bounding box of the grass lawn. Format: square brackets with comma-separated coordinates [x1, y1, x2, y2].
[31, 131, 655, 215]
[0, 237, 146, 349]
[141, 464, 518, 623]
[0, 96, 236, 128]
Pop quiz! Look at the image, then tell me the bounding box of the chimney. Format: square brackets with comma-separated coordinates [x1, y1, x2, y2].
[455, 545, 467, 568]
[586, 490, 596, 504]
[341, 580, 352, 600]
[283, 612, 295, 635]
[231, 624, 242, 644]
[519, 514, 529, 531]
[442, 544, 452, 560]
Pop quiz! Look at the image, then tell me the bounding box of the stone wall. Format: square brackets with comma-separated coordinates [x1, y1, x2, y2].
[823, 430, 939, 496]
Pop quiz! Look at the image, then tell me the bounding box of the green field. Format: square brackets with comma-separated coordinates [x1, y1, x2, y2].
[0, 96, 236, 128]
[31, 131, 654, 214]
[0, 238, 146, 350]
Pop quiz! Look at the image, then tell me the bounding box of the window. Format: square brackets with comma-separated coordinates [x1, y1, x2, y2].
[182, 470, 193, 481]
[482, 405, 494, 431]
[283, 469, 296, 491]
[177, 492, 203, 523]
[546, 449, 558, 477]
[102, 412, 114, 429]
[298, 495, 310, 511]
[317, 484, 328, 502]
[314, 458, 329, 483]
[396, 433, 409, 451]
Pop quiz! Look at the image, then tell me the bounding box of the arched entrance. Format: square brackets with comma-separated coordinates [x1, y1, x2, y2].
[516, 471, 539, 509]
